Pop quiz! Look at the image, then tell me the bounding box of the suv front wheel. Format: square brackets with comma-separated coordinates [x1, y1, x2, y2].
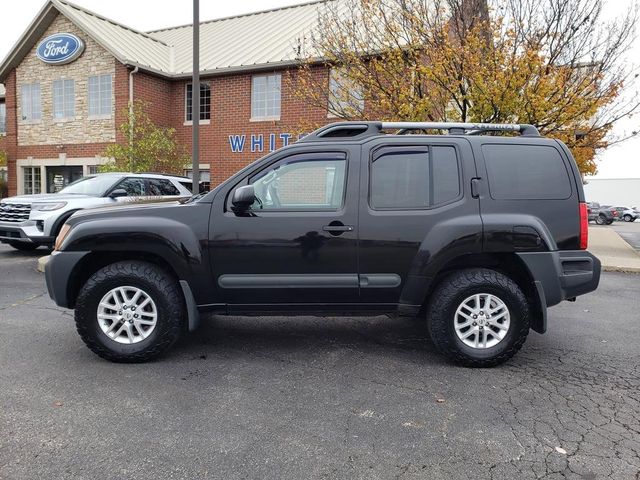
[74, 261, 184, 363]
[427, 269, 530, 367]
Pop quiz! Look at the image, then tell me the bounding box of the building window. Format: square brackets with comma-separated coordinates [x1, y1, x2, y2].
[53, 79, 75, 120]
[21, 83, 41, 121]
[184, 168, 210, 192]
[23, 167, 42, 195]
[328, 68, 364, 118]
[88, 74, 112, 117]
[185, 83, 211, 122]
[87, 165, 100, 175]
[251, 73, 281, 120]
[0, 102, 6, 133]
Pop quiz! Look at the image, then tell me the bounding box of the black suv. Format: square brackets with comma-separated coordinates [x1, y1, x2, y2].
[45, 122, 600, 367]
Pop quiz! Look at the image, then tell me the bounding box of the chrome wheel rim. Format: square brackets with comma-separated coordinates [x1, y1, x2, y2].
[97, 286, 158, 344]
[454, 293, 510, 349]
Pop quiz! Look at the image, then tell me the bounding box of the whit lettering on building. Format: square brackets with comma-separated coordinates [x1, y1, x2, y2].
[228, 133, 308, 153]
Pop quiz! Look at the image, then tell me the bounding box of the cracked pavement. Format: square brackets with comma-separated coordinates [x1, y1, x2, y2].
[0, 243, 639, 479]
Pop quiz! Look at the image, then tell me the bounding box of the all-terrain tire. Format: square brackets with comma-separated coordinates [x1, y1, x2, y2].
[595, 214, 605, 225]
[427, 268, 530, 368]
[75, 261, 184, 363]
[8, 241, 39, 251]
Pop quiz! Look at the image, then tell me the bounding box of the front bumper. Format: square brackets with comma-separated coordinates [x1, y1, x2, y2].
[0, 221, 55, 245]
[517, 250, 601, 307]
[45, 250, 90, 308]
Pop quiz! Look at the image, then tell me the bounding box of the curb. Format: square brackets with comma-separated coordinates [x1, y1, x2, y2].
[601, 265, 640, 274]
[37, 255, 50, 273]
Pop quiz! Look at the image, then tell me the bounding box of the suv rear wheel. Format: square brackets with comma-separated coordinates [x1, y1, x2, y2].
[427, 268, 530, 367]
[623, 214, 634, 222]
[74, 261, 184, 363]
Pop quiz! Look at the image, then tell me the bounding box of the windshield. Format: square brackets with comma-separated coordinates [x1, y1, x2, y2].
[58, 175, 119, 196]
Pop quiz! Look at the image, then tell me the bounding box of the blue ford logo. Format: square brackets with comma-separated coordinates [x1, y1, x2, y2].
[36, 33, 84, 65]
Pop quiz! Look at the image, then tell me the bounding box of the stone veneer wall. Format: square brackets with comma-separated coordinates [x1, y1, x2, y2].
[16, 14, 115, 146]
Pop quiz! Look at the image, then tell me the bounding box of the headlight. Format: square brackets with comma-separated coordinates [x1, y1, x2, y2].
[32, 202, 67, 211]
[54, 223, 72, 251]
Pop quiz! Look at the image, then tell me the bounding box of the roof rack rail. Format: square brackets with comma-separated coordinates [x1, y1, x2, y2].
[299, 121, 540, 142]
[382, 122, 540, 136]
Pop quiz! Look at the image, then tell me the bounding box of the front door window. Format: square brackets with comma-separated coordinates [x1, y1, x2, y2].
[249, 157, 346, 210]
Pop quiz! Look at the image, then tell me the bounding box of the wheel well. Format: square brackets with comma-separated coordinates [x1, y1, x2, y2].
[422, 253, 544, 332]
[51, 210, 82, 238]
[66, 251, 178, 309]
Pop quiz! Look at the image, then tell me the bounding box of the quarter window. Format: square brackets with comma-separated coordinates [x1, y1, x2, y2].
[249, 154, 347, 210]
[251, 74, 281, 120]
[370, 146, 460, 209]
[23, 166, 42, 194]
[483, 144, 571, 200]
[185, 83, 211, 121]
[0, 102, 6, 133]
[88, 74, 112, 117]
[21, 83, 41, 121]
[53, 79, 75, 119]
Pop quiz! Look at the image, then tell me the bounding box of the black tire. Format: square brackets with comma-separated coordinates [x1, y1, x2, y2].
[75, 261, 184, 363]
[595, 214, 605, 225]
[8, 241, 39, 251]
[606, 219, 614, 225]
[623, 214, 633, 222]
[427, 268, 530, 368]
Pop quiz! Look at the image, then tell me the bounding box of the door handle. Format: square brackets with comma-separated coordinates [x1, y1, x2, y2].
[322, 221, 354, 235]
[471, 177, 481, 199]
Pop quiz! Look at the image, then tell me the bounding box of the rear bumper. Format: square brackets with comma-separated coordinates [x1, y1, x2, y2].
[45, 250, 90, 308]
[517, 250, 601, 307]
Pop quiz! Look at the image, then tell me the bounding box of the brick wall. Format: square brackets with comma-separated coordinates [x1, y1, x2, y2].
[169, 65, 332, 186]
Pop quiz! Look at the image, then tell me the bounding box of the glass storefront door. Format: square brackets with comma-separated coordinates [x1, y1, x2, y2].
[46, 166, 84, 193]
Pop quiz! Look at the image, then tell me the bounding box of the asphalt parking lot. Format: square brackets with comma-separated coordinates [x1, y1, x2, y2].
[611, 221, 640, 251]
[1, 243, 639, 480]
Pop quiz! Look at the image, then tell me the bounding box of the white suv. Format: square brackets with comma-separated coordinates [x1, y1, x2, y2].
[0, 173, 193, 250]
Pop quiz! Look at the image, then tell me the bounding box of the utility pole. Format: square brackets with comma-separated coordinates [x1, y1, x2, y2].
[191, 0, 200, 194]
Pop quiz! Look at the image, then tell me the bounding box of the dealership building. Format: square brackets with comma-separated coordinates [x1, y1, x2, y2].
[0, 0, 343, 196]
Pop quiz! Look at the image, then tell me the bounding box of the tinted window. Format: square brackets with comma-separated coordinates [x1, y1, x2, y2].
[370, 146, 460, 209]
[249, 154, 346, 210]
[114, 178, 145, 196]
[432, 146, 460, 204]
[483, 144, 571, 200]
[146, 178, 180, 196]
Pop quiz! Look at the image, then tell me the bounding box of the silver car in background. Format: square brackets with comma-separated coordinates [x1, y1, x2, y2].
[0, 173, 194, 250]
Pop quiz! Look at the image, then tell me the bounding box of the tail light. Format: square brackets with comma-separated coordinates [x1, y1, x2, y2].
[579, 202, 588, 250]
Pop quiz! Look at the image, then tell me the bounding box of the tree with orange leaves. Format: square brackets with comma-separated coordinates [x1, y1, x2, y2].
[292, 0, 639, 174]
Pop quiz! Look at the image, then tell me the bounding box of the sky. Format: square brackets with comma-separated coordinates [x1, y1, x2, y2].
[0, 0, 638, 179]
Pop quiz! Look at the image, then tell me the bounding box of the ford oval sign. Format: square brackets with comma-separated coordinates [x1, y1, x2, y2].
[36, 33, 84, 65]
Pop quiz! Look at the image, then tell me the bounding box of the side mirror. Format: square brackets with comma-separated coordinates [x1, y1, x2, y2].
[109, 188, 128, 199]
[232, 185, 255, 210]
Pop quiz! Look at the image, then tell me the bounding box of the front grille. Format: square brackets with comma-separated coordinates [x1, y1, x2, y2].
[0, 202, 31, 223]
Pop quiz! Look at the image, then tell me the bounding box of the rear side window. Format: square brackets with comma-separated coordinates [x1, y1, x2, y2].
[146, 178, 180, 196]
[483, 144, 571, 200]
[370, 145, 460, 209]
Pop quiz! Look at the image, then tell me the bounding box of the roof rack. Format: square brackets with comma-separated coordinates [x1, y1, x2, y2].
[299, 121, 540, 142]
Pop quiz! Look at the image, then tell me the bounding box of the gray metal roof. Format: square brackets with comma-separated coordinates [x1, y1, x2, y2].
[149, 1, 330, 75]
[0, 0, 334, 81]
